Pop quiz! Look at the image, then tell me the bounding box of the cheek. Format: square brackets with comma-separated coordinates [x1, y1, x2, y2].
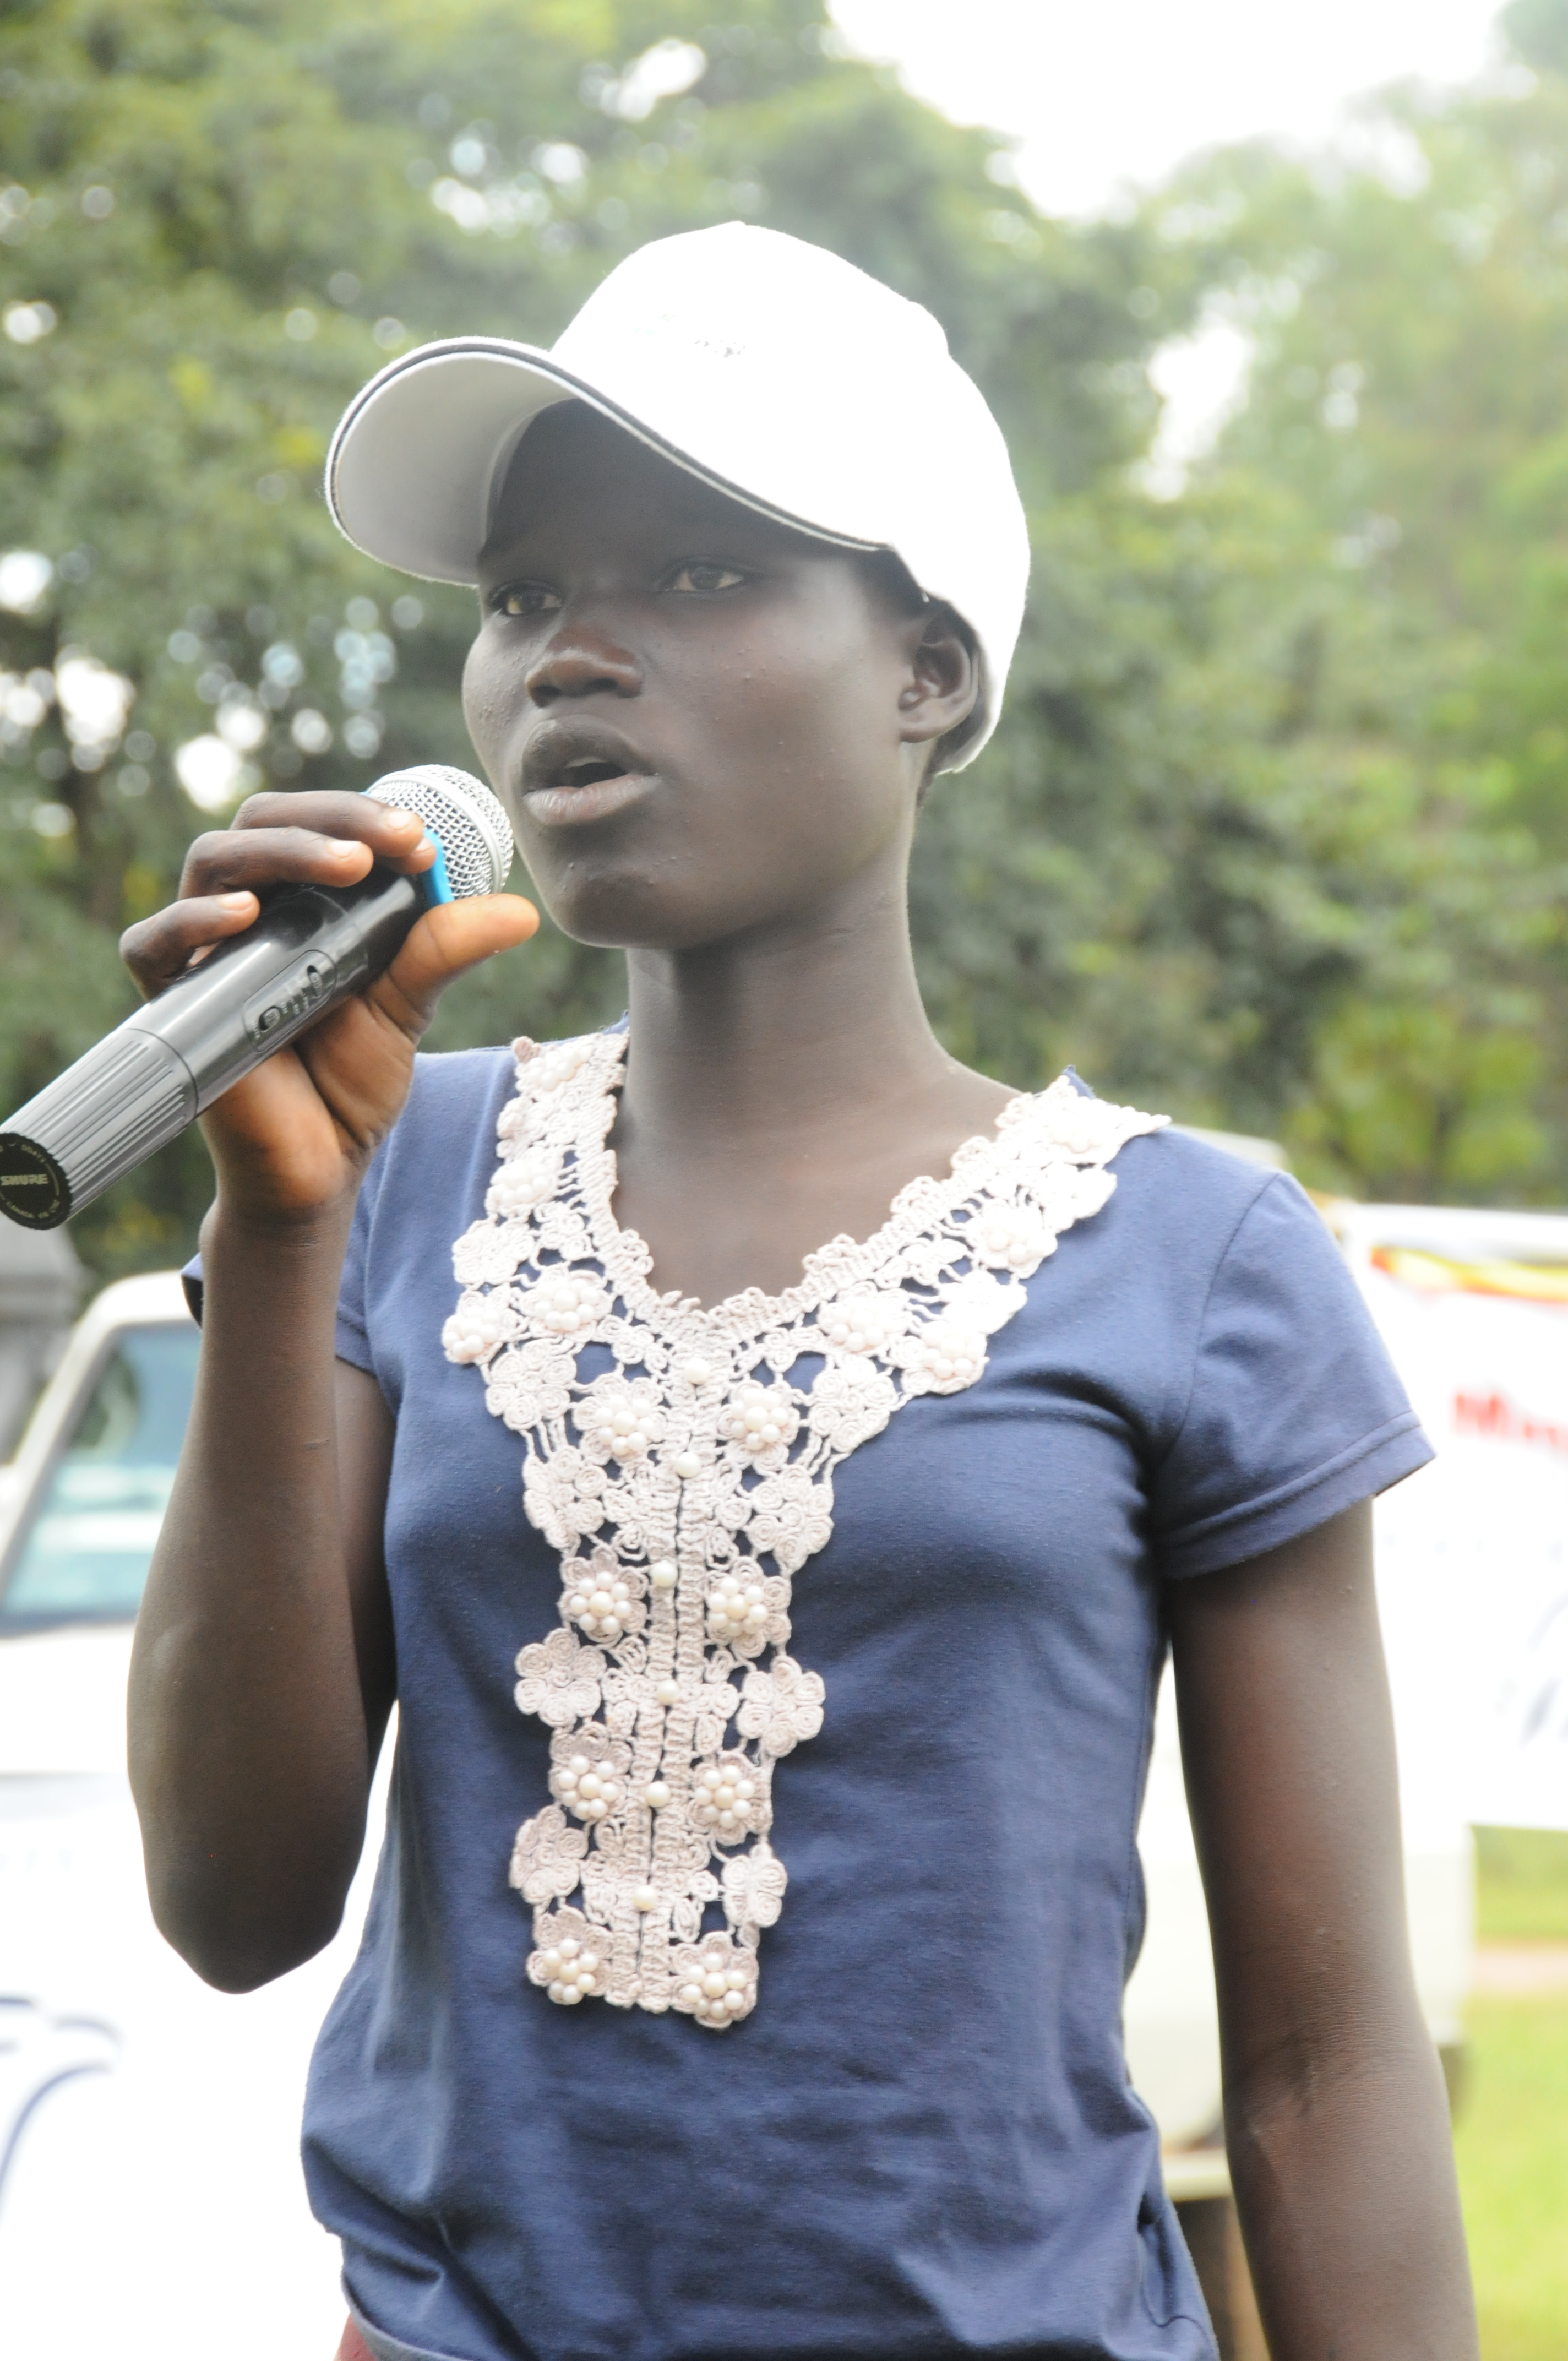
[461, 634, 518, 764]
[692, 618, 894, 779]
[686, 643, 907, 886]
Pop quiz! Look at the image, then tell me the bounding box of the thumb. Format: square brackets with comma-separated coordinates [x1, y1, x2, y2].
[372, 891, 540, 1035]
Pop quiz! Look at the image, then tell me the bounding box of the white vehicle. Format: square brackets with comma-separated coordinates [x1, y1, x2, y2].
[0, 1225, 1483, 2356]
[0, 1274, 375, 2361]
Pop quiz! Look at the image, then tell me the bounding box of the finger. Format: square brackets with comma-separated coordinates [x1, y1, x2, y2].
[284, 896, 538, 1153]
[370, 894, 540, 1036]
[180, 826, 379, 899]
[360, 797, 443, 874]
[235, 791, 434, 873]
[121, 893, 259, 1000]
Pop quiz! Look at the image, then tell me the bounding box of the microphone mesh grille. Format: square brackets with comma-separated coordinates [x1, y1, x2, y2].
[365, 765, 514, 898]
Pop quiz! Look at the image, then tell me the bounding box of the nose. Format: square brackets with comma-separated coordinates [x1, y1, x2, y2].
[525, 621, 641, 706]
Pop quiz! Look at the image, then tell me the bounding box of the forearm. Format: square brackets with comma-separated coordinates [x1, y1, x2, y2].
[128, 1197, 374, 1989]
[118, 797, 532, 1985]
[1226, 2009, 1476, 2358]
[1172, 1509, 1478, 2358]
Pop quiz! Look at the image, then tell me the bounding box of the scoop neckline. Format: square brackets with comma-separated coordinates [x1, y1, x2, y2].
[570, 1033, 1039, 1339]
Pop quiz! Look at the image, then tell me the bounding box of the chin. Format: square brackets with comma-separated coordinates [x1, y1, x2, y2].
[535, 867, 728, 955]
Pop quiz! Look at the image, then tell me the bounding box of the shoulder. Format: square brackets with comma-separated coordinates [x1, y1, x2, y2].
[1025, 1085, 1356, 1362]
[1024, 1075, 1292, 1274]
[361, 1042, 527, 1228]
[402, 1042, 520, 1125]
[1105, 1134, 1404, 1433]
[1109, 1122, 1293, 1241]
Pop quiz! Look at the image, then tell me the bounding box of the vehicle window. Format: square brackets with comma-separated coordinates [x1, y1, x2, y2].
[0, 1324, 200, 1629]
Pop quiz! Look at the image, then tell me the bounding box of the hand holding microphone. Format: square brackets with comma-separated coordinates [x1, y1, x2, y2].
[0, 768, 538, 1231]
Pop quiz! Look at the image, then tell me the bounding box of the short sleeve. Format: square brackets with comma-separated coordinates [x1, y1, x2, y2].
[1151, 1172, 1432, 1578]
[178, 1160, 384, 1379]
[178, 1047, 518, 1392]
[335, 1152, 383, 1377]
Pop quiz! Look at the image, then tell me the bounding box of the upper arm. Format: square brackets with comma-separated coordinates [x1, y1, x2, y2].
[1167, 1500, 1424, 2096]
[1147, 1169, 1430, 1579]
[336, 1357, 398, 1755]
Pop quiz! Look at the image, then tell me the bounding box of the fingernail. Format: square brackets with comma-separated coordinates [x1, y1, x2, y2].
[219, 893, 254, 910]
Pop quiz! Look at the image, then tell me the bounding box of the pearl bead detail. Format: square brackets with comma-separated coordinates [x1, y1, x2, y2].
[692, 1757, 760, 1840]
[529, 1273, 607, 1337]
[582, 1403, 654, 1462]
[563, 1571, 635, 1641]
[908, 1321, 987, 1390]
[553, 1753, 623, 1821]
[487, 1145, 556, 1219]
[525, 1038, 591, 1094]
[971, 1205, 1048, 1270]
[538, 1935, 601, 2004]
[454, 1018, 1156, 2037]
[819, 1293, 903, 1356]
[442, 1292, 511, 1363]
[674, 1944, 755, 2025]
[718, 1380, 799, 1462]
[706, 1570, 771, 1645]
[631, 1884, 657, 1911]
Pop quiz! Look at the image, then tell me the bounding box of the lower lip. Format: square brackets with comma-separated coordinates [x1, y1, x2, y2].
[521, 771, 656, 828]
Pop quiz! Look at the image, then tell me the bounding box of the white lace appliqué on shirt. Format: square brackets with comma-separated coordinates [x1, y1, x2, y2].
[443, 1032, 1165, 2027]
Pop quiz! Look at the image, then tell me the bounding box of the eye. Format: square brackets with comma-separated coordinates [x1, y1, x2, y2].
[664, 561, 747, 595]
[489, 580, 563, 620]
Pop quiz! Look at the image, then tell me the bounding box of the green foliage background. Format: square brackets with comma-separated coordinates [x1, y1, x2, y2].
[4, 0, 1568, 1273]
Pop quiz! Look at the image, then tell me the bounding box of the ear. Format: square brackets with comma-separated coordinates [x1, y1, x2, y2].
[895, 602, 980, 755]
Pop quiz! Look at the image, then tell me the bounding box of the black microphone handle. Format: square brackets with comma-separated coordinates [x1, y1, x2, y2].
[0, 866, 423, 1230]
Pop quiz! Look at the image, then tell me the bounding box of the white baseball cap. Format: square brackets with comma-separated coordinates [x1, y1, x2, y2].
[326, 222, 1030, 770]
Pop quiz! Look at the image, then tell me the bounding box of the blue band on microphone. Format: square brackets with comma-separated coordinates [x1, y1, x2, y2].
[419, 831, 454, 908]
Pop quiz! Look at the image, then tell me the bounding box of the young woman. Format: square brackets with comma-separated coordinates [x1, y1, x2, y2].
[126, 226, 1478, 2361]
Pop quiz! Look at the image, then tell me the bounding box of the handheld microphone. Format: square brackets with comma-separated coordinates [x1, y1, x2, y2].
[0, 765, 513, 1231]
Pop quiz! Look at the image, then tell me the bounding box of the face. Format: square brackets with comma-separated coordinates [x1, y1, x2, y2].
[462, 401, 977, 952]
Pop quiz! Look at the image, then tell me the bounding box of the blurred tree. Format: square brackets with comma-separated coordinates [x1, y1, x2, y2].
[1108, 17, 1568, 1196]
[913, 471, 1554, 1199]
[1502, 0, 1568, 78]
[8, 0, 1568, 1279]
[0, 0, 1159, 1272]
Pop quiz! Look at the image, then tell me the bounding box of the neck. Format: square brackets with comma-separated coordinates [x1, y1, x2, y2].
[617, 861, 954, 1162]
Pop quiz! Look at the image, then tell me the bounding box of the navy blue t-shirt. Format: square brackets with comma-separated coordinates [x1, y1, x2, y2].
[253, 1042, 1429, 2361]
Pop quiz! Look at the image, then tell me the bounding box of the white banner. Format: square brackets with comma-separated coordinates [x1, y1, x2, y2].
[1335, 1205, 1568, 1834]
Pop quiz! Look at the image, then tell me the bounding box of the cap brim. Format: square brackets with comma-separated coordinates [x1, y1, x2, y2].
[325, 338, 876, 585]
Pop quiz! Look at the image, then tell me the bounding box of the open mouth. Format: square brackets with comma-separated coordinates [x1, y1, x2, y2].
[521, 735, 655, 828]
[520, 722, 655, 825]
[558, 757, 629, 790]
